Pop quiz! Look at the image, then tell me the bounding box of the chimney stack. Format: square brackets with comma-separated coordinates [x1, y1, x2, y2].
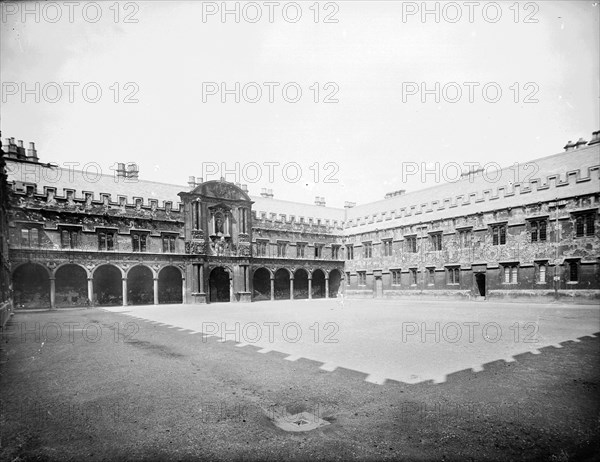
[588, 130, 600, 146]
[384, 189, 406, 199]
[260, 188, 274, 198]
[344, 201, 356, 209]
[574, 137, 588, 149]
[241, 184, 248, 192]
[188, 175, 196, 189]
[314, 196, 326, 206]
[126, 163, 139, 180]
[27, 142, 38, 162]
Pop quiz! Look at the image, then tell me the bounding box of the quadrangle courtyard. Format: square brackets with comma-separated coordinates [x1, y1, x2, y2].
[1, 298, 599, 461]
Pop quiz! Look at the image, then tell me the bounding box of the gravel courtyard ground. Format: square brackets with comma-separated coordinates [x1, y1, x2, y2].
[1, 299, 599, 461]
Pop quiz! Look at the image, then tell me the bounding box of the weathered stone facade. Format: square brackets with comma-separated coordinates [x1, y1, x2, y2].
[2, 131, 599, 307]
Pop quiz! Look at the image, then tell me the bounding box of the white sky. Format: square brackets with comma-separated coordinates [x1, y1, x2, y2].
[1, 1, 598, 207]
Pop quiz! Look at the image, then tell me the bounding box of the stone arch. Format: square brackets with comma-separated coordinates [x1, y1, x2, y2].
[55, 263, 88, 307]
[93, 264, 123, 306]
[312, 269, 326, 299]
[12, 263, 51, 308]
[209, 266, 231, 303]
[274, 268, 291, 300]
[252, 267, 272, 301]
[328, 268, 342, 298]
[294, 268, 309, 299]
[127, 265, 154, 305]
[158, 265, 183, 304]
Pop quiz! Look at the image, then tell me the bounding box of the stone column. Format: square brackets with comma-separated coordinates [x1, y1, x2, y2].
[270, 277, 275, 301]
[87, 277, 94, 306]
[182, 277, 186, 303]
[229, 274, 234, 302]
[308, 277, 312, 299]
[325, 277, 329, 299]
[49, 277, 56, 309]
[153, 278, 159, 305]
[198, 264, 204, 293]
[122, 278, 128, 306]
[290, 278, 294, 300]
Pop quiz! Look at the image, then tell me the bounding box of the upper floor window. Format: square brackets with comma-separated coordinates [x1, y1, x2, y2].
[162, 234, 176, 253]
[447, 267, 460, 285]
[575, 212, 595, 237]
[530, 219, 547, 242]
[61, 228, 79, 249]
[363, 242, 372, 258]
[382, 239, 393, 257]
[296, 243, 306, 258]
[331, 245, 340, 259]
[20, 227, 40, 248]
[457, 229, 472, 248]
[430, 233, 443, 251]
[391, 269, 401, 286]
[346, 244, 354, 260]
[132, 232, 148, 252]
[277, 242, 287, 258]
[314, 244, 324, 258]
[98, 230, 116, 251]
[405, 236, 417, 253]
[256, 240, 268, 257]
[491, 225, 507, 246]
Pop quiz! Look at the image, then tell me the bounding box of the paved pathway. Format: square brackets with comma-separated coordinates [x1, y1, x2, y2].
[104, 299, 600, 384]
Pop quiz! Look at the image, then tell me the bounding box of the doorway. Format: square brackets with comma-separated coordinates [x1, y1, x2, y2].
[209, 267, 230, 303]
[475, 273, 486, 297]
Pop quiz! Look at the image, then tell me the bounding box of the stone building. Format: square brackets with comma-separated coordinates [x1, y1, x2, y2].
[2, 131, 599, 308]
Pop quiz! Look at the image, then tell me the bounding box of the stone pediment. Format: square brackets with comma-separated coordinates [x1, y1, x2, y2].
[191, 181, 251, 202]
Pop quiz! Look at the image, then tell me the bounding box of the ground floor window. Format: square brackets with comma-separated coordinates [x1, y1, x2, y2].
[447, 267, 460, 285]
[535, 262, 547, 283]
[358, 271, 366, 286]
[566, 260, 579, 282]
[503, 264, 518, 284]
[391, 269, 401, 286]
[410, 268, 418, 285]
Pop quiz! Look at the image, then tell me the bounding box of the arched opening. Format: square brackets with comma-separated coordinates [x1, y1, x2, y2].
[294, 268, 309, 299]
[328, 269, 342, 298]
[274, 268, 290, 300]
[209, 267, 230, 303]
[158, 266, 183, 304]
[312, 269, 326, 299]
[252, 268, 271, 301]
[93, 265, 122, 306]
[55, 264, 88, 307]
[12, 263, 50, 309]
[475, 273, 486, 297]
[128, 265, 154, 305]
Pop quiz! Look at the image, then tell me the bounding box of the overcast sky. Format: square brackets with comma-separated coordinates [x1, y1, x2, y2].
[1, 1, 598, 207]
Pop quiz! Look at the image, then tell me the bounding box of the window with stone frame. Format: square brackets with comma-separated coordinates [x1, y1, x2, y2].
[430, 233, 443, 251]
[502, 264, 518, 283]
[331, 245, 340, 259]
[256, 240, 268, 257]
[60, 227, 79, 249]
[162, 234, 176, 253]
[491, 224, 507, 245]
[98, 230, 116, 251]
[410, 268, 418, 285]
[346, 244, 354, 260]
[566, 259, 579, 282]
[363, 242, 373, 258]
[277, 241, 288, 258]
[20, 226, 41, 248]
[447, 267, 460, 285]
[405, 236, 417, 253]
[530, 219, 547, 242]
[296, 242, 306, 258]
[358, 271, 367, 286]
[391, 269, 402, 286]
[132, 232, 148, 252]
[575, 212, 595, 237]
[535, 261, 547, 283]
[382, 239, 393, 257]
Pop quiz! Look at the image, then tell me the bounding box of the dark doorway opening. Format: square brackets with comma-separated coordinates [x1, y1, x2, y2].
[56, 264, 88, 307]
[209, 267, 230, 302]
[158, 266, 183, 304]
[128, 266, 154, 305]
[312, 269, 326, 299]
[252, 268, 271, 301]
[328, 269, 342, 298]
[93, 265, 122, 306]
[475, 273, 486, 297]
[274, 268, 290, 300]
[293, 268, 308, 299]
[12, 263, 50, 308]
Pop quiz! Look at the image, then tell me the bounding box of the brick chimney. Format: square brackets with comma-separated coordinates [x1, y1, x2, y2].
[588, 130, 600, 146]
[27, 142, 38, 162]
[344, 201, 356, 209]
[260, 188, 274, 198]
[314, 196, 326, 206]
[573, 137, 588, 149]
